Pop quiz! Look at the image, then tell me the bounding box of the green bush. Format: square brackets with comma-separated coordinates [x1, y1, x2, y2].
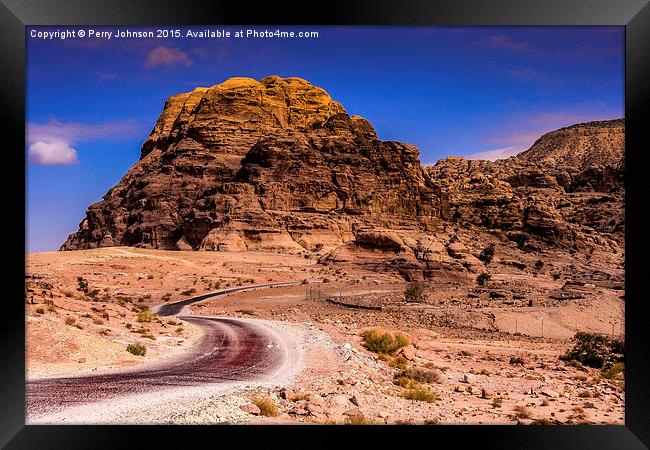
[479, 244, 495, 265]
[126, 343, 147, 356]
[396, 367, 441, 384]
[476, 273, 491, 286]
[362, 328, 409, 355]
[602, 362, 625, 379]
[404, 282, 428, 303]
[560, 332, 624, 369]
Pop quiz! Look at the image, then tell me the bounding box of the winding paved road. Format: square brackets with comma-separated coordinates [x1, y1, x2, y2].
[26, 282, 298, 419]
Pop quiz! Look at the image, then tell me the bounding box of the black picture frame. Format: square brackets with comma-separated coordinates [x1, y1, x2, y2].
[2, 0, 649, 448]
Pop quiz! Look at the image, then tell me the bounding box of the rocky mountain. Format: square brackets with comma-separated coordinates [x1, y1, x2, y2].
[61, 76, 624, 280]
[61, 76, 445, 254]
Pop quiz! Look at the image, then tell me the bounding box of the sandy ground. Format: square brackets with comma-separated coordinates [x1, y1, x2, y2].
[25, 247, 624, 424]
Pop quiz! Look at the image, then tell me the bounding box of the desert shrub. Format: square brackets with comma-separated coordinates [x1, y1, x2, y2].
[492, 397, 503, 408]
[389, 355, 408, 370]
[180, 288, 197, 296]
[401, 387, 438, 403]
[560, 332, 624, 369]
[93, 319, 103, 325]
[601, 362, 625, 379]
[362, 328, 409, 355]
[76, 277, 89, 293]
[532, 418, 555, 425]
[344, 415, 374, 425]
[394, 376, 418, 389]
[136, 310, 155, 323]
[63, 290, 74, 298]
[513, 405, 531, 419]
[404, 282, 428, 303]
[35, 308, 45, 315]
[476, 273, 491, 286]
[479, 244, 495, 265]
[509, 355, 526, 366]
[251, 398, 279, 417]
[126, 343, 146, 356]
[161, 293, 172, 302]
[236, 309, 256, 316]
[147, 274, 155, 280]
[65, 317, 76, 326]
[175, 327, 184, 334]
[291, 393, 311, 401]
[397, 367, 441, 384]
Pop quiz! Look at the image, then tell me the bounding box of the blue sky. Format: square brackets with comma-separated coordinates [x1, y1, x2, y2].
[26, 26, 624, 252]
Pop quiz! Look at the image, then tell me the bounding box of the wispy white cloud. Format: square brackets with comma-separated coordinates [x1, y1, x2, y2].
[27, 118, 142, 166]
[144, 46, 192, 69]
[95, 71, 118, 80]
[466, 146, 523, 161]
[485, 35, 529, 52]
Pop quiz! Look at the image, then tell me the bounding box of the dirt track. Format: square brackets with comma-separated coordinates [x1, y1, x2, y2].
[26, 283, 300, 420]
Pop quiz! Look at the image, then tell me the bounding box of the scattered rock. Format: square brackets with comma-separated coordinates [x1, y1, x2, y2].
[240, 404, 261, 415]
[463, 373, 476, 384]
[468, 386, 482, 395]
[540, 388, 560, 398]
[481, 389, 494, 399]
[402, 345, 416, 361]
[279, 388, 293, 400]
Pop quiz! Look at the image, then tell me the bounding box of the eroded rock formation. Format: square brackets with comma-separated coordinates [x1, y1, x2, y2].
[61, 76, 444, 254]
[61, 76, 624, 280]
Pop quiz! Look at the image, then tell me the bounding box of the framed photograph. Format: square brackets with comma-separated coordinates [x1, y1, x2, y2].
[2, 0, 649, 448]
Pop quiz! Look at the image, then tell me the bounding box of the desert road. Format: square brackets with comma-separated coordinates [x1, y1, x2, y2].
[26, 282, 301, 420]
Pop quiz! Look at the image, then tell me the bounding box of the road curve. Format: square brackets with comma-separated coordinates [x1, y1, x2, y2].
[154, 281, 298, 316]
[27, 282, 300, 419]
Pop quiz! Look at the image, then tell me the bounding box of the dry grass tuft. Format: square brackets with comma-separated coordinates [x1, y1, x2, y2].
[513, 405, 531, 419]
[251, 398, 279, 417]
[401, 387, 438, 403]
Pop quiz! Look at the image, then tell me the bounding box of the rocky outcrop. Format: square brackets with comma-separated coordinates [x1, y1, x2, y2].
[61, 76, 445, 254]
[424, 119, 624, 251]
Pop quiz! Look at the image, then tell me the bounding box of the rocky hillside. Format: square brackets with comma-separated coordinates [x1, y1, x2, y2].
[517, 119, 624, 170]
[61, 76, 624, 280]
[425, 119, 624, 253]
